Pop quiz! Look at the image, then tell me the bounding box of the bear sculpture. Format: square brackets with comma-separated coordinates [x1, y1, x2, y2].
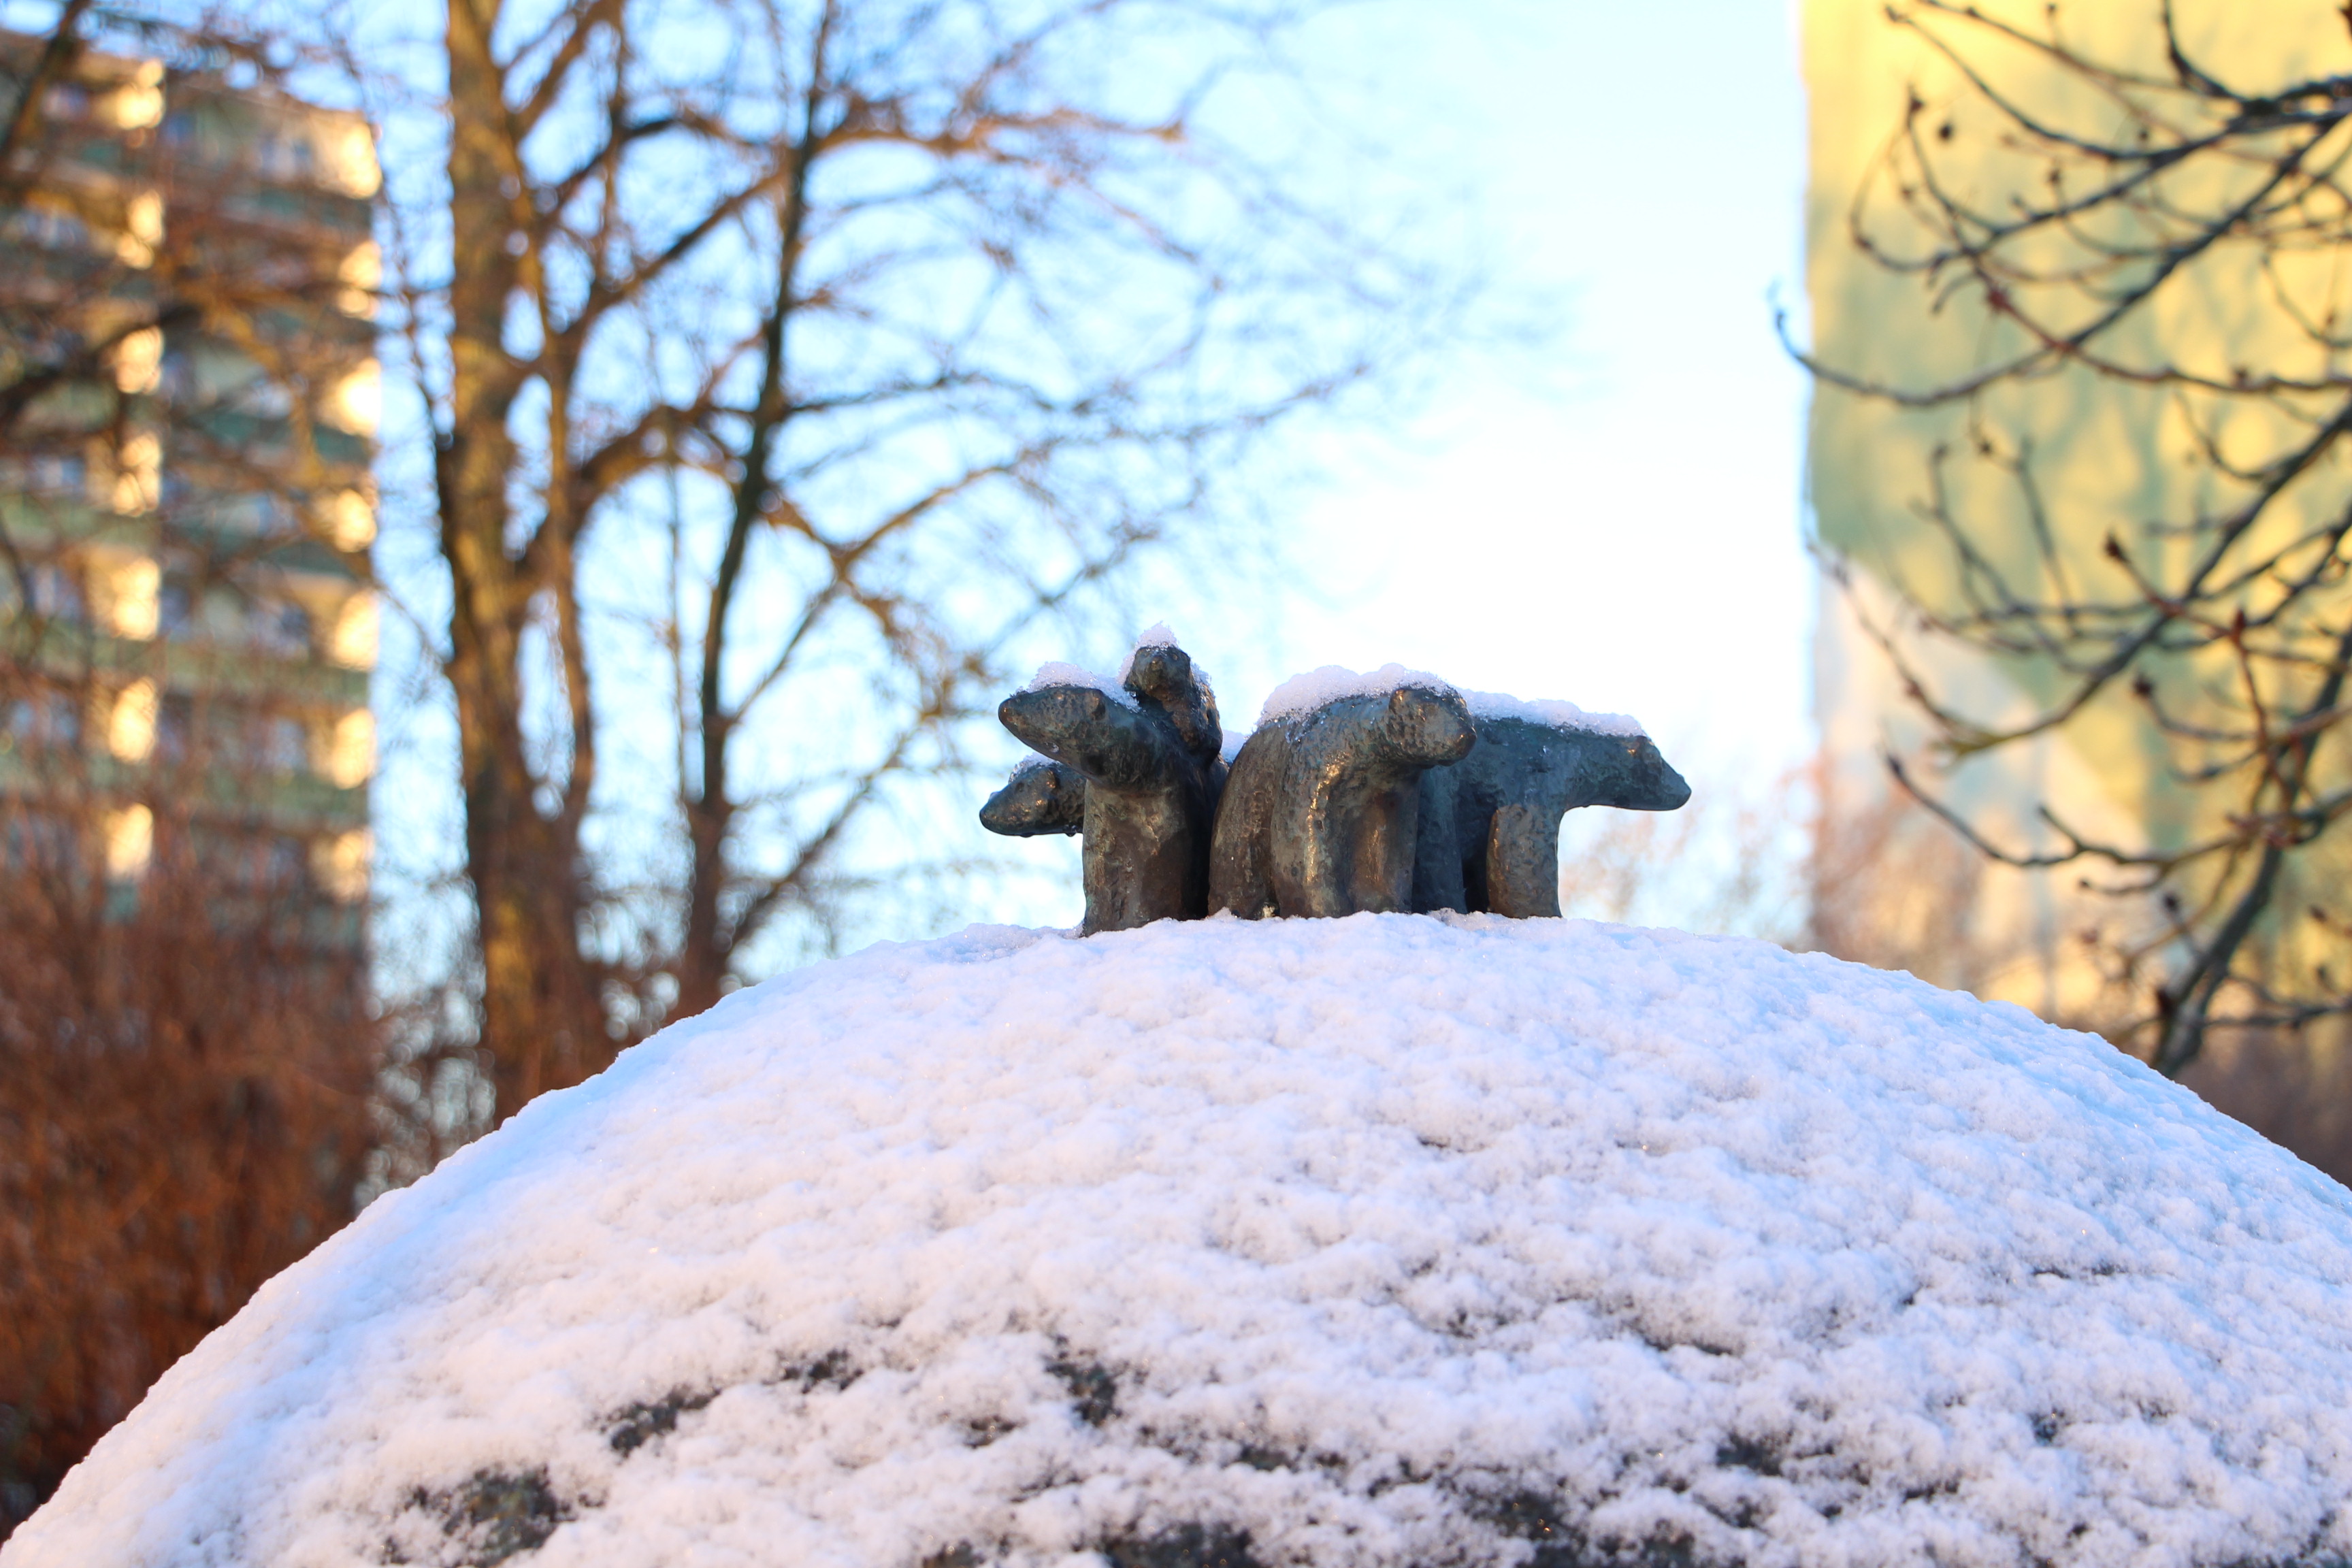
[992, 640, 1225, 934]
[1210, 682, 1475, 919]
[978, 757, 1087, 838]
[984, 650, 1690, 930]
[1413, 713, 1690, 919]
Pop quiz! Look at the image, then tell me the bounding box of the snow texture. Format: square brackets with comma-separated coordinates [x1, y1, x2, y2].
[1029, 623, 1218, 717]
[1113, 625, 1218, 715]
[1023, 662, 1138, 711]
[1459, 687, 1645, 739]
[1007, 751, 1058, 779]
[1113, 623, 1178, 683]
[14, 917, 2352, 1568]
[1256, 664, 1458, 728]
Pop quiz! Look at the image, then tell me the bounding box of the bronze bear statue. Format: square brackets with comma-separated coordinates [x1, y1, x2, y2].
[991, 640, 1224, 934]
[986, 650, 1690, 930]
[1412, 713, 1690, 919]
[1210, 681, 1475, 919]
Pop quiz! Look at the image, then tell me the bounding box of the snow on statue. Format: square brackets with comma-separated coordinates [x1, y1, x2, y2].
[10, 914, 2352, 1568]
[984, 638, 1690, 930]
[998, 636, 1228, 935]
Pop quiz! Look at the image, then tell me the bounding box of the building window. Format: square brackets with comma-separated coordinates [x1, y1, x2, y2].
[154, 691, 193, 762]
[39, 82, 90, 122]
[0, 451, 85, 493]
[16, 562, 88, 623]
[5, 323, 87, 372]
[0, 452, 86, 493]
[103, 802, 152, 881]
[261, 713, 307, 776]
[4, 690, 82, 751]
[2, 809, 78, 875]
[231, 377, 295, 419]
[208, 491, 299, 536]
[197, 828, 308, 893]
[157, 573, 194, 636]
[265, 832, 305, 886]
[250, 597, 312, 656]
[310, 827, 369, 903]
[3, 203, 93, 252]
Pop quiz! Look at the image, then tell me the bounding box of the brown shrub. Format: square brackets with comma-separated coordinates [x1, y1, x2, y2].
[0, 802, 376, 1535]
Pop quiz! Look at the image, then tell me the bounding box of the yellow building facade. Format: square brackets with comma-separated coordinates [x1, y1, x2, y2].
[1804, 0, 2352, 1030]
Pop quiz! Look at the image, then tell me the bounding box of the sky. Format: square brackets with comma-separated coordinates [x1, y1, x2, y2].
[348, 0, 1825, 951]
[991, 0, 1820, 932]
[1166, 0, 1816, 786]
[0, 0, 1820, 953]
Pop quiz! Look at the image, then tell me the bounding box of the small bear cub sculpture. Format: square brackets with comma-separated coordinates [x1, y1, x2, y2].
[989, 631, 1225, 935]
[1413, 702, 1690, 919]
[1210, 670, 1475, 919]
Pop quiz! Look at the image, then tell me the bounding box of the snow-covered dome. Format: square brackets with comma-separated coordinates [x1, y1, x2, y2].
[12, 918, 2352, 1568]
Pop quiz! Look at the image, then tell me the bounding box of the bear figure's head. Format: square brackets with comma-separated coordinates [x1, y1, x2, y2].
[979, 758, 1085, 838]
[1124, 643, 1221, 766]
[1000, 684, 1184, 794]
[998, 685, 1118, 768]
[1376, 684, 1476, 768]
[1571, 732, 1691, 813]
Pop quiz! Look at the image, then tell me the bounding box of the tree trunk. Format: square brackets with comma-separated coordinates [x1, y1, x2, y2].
[442, 0, 605, 1114]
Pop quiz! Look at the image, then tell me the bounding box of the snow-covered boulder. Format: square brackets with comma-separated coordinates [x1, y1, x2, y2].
[12, 917, 2352, 1568]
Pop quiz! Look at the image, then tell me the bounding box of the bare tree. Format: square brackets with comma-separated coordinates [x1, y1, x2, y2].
[1797, 0, 2352, 1073]
[1, 10, 387, 1531]
[2, 8, 372, 550]
[335, 0, 1450, 1115]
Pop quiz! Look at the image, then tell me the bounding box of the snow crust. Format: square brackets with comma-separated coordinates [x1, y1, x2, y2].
[1113, 623, 1175, 683]
[1007, 751, 1058, 779]
[1460, 687, 1646, 738]
[1022, 661, 1137, 710]
[1028, 628, 1218, 719]
[14, 918, 2352, 1568]
[1256, 664, 1457, 728]
[1113, 625, 1218, 713]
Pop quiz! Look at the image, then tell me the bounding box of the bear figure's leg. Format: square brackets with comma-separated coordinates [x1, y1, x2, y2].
[1343, 783, 1421, 915]
[1081, 786, 1199, 934]
[1411, 768, 1467, 913]
[1485, 802, 1563, 919]
[1207, 727, 1286, 919]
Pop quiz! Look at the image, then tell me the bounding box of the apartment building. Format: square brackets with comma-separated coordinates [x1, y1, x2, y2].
[0, 34, 378, 934]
